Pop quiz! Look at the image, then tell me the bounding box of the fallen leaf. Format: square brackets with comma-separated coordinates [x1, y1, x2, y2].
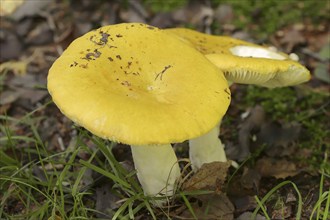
[180, 193, 234, 220]
[183, 161, 231, 192]
[0, 90, 21, 105]
[255, 157, 300, 179]
[17, 88, 48, 105]
[240, 167, 261, 192]
[279, 25, 306, 52]
[256, 122, 301, 157]
[231, 196, 258, 213]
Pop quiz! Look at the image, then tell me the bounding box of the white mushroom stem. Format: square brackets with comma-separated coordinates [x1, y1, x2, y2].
[189, 123, 227, 171]
[130, 144, 181, 197]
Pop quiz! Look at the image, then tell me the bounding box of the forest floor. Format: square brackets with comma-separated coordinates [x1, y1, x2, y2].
[0, 0, 329, 219]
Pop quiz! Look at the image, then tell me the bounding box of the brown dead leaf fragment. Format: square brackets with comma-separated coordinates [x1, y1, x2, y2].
[275, 24, 306, 52]
[180, 193, 234, 220]
[257, 121, 301, 157]
[183, 161, 231, 192]
[232, 196, 258, 213]
[240, 167, 261, 192]
[255, 157, 300, 179]
[231, 105, 302, 161]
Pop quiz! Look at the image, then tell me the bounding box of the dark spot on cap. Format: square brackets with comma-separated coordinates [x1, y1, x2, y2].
[108, 57, 113, 61]
[70, 61, 78, 67]
[94, 49, 101, 57]
[116, 34, 123, 38]
[116, 55, 122, 60]
[224, 88, 231, 96]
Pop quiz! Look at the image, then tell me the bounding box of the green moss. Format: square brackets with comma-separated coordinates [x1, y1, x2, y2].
[244, 85, 330, 165]
[211, 0, 329, 37]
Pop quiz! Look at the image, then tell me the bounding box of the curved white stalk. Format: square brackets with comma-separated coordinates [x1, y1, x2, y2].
[189, 123, 227, 171]
[130, 144, 181, 198]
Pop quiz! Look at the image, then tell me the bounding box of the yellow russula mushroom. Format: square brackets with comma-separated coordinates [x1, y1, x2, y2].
[166, 27, 310, 88]
[166, 27, 311, 170]
[47, 23, 230, 199]
[206, 53, 310, 88]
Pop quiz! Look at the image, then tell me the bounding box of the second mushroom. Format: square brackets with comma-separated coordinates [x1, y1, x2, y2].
[166, 27, 311, 169]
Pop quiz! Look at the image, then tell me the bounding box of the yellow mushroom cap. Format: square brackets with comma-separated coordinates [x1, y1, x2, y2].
[166, 27, 257, 54]
[48, 23, 231, 145]
[206, 54, 310, 88]
[166, 27, 310, 88]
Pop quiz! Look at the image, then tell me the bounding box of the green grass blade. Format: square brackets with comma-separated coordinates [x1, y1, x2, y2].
[180, 192, 197, 220]
[79, 159, 131, 189]
[252, 180, 302, 220]
[254, 196, 271, 220]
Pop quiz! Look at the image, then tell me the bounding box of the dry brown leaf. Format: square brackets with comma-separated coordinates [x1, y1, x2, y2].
[183, 161, 231, 192]
[180, 193, 234, 220]
[240, 167, 261, 191]
[255, 157, 300, 179]
[278, 25, 306, 52]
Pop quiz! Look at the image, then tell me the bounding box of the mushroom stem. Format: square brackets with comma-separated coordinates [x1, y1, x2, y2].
[189, 122, 227, 170]
[130, 144, 181, 197]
